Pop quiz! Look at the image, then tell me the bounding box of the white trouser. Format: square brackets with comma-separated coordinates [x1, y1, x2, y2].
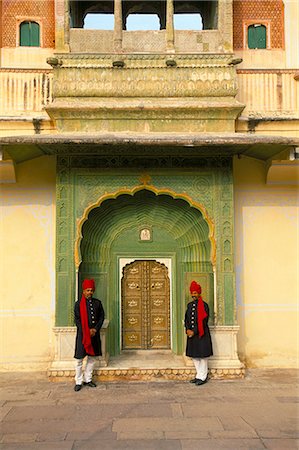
[75, 356, 97, 385]
[192, 357, 208, 380]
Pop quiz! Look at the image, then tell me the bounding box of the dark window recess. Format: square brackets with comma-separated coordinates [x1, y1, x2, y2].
[20, 21, 40, 47]
[248, 24, 267, 49]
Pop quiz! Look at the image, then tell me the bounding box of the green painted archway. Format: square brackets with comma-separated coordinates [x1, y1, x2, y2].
[79, 189, 214, 356]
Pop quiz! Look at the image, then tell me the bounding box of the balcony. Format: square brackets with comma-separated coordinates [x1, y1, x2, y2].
[0, 68, 52, 117]
[0, 68, 298, 125]
[236, 69, 299, 118]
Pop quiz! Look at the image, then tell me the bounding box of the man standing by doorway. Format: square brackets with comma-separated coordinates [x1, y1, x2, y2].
[185, 280, 213, 385]
[74, 279, 105, 391]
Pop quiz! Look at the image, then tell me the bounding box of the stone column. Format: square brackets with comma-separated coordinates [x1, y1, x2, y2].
[55, 0, 70, 52]
[114, 0, 123, 52]
[166, 0, 175, 52]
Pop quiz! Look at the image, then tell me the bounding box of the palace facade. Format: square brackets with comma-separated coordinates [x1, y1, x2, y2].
[0, 0, 298, 378]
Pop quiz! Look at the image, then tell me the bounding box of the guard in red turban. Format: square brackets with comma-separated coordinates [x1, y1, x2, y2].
[74, 279, 105, 391]
[185, 281, 213, 386]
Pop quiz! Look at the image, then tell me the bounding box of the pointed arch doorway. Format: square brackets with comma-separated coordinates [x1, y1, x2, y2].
[79, 189, 214, 357]
[121, 260, 171, 350]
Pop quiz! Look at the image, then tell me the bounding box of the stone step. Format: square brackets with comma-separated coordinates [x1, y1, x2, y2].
[48, 367, 245, 382]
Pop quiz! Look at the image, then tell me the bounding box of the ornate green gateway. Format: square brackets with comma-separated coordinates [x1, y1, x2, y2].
[48, 0, 241, 372]
[56, 155, 235, 357]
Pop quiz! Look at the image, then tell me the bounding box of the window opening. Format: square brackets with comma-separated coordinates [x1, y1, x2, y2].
[248, 24, 267, 49]
[20, 21, 40, 47]
[84, 13, 114, 30]
[126, 14, 160, 30]
[174, 13, 203, 30]
[174, 0, 217, 30]
[70, 0, 114, 28]
[123, 1, 166, 30]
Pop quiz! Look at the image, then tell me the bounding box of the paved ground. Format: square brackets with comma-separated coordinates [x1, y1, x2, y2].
[0, 369, 298, 449]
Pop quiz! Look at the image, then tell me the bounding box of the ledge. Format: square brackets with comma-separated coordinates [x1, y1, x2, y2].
[1, 132, 298, 163]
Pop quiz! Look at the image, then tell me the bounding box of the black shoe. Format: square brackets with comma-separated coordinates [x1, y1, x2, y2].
[83, 381, 97, 387]
[74, 384, 82, 391]
[189, 378, 199, 384]
[195, 377, 208, 386]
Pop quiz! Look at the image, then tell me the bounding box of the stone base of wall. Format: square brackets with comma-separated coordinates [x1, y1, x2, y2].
[50, 321, 110, 372]
[48, 324, 244, 380]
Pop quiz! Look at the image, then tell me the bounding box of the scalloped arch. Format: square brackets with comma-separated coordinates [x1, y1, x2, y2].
[75, 185, 216, 268]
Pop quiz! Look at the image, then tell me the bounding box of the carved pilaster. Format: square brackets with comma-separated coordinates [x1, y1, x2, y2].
[113, 0, 123, 52]
[166, 0, 174, 52]
[56, 157, 75, 326]
[55, 0, 69, 52]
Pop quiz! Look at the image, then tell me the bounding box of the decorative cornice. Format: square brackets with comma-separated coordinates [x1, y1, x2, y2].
[53, 53, 236, 69]
[0, 68, 52, 73]
[237, 69, 298, 74]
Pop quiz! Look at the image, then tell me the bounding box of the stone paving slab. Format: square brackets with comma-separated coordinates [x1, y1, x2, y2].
[65, 430, 117, 441]
[112, 416, 224, 432]
[0, 369, 298, 450]
[180, 438, 266, 449]
[71, 439, 182, 449]
[261, 438, 299, 449]
[0, 442, 74, 450]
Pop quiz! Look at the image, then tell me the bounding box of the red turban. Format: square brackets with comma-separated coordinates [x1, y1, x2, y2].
[189, 280, 207, 337]
[190, 281, 201, 295]
[82, 279, 95, 290]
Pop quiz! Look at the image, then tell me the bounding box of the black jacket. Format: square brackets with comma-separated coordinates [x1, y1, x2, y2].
[185, 300, 213, 358]
[74, 297, 105, 359]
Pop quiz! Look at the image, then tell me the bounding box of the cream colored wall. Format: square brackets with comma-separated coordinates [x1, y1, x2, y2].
[235, 50, 286, 70]
[284, 0, 299, 68]
[0, 48, 53, 69]
[234, 156, 298, 368]
[0, 156, 56, 370]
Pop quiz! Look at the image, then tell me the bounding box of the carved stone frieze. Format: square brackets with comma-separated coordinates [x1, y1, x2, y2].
[52, 66, 238, 98]
[58, 156, 232, 167]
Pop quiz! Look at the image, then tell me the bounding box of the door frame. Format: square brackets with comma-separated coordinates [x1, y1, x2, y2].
[117, 254, 175, 352]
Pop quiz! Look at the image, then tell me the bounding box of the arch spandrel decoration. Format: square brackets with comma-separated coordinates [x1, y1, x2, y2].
[75, 185, 216, 269]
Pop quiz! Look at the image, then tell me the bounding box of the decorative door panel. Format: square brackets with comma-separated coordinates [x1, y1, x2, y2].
[122, 263, 142, 348]
[122, 260, 170, 349]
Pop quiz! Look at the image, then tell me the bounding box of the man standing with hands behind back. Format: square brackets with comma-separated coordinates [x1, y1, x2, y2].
[74, 279, 105, 391]
[185, 280, 213, 385]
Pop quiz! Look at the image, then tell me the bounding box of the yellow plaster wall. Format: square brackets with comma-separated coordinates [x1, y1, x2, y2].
[0, 156, 56, 370]
[284, 0, 299, 68]
[235, 50, 286, 70]
[0, 48, 54, 69]
[234, 156, 298, 368]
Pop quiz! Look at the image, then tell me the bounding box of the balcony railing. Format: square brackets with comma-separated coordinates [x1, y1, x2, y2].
[0, 69, 53, 116]
[0, 68, 297, 119]
[236, 69, 298, 117]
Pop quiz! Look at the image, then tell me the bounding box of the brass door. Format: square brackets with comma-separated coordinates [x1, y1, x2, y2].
[122, 260, 170, 349]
